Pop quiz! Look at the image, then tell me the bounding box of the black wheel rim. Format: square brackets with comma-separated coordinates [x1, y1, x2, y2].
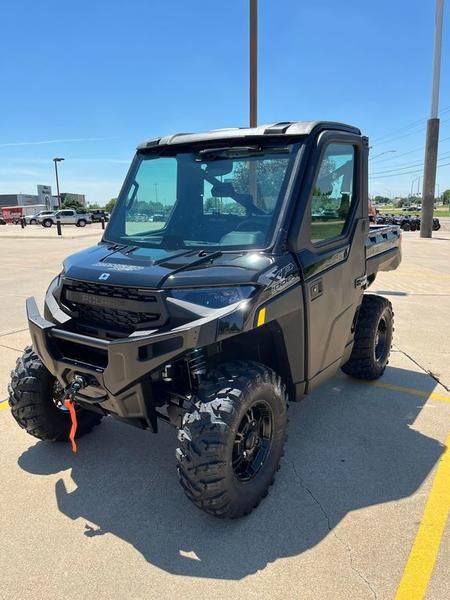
[232, 401, 273, 482]
[374, 316, 388, 364]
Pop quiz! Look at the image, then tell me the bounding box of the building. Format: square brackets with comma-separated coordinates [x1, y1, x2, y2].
[0, 194, 40, 208]
[0, 186, 86, 210]
[0, 184, 58, 210]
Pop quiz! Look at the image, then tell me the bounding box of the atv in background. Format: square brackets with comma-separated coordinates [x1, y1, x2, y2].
[375, 213, 440, 232]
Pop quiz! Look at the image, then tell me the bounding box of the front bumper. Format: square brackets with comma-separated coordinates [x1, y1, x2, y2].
[27, 296, 249, 431]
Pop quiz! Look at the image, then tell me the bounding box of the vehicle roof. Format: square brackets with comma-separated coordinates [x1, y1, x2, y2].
[137, 121, 361, 150]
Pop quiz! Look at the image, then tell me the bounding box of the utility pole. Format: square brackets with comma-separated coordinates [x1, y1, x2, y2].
[421, 0, 444, 237]
[249, 0, 257, 127]
[249, 0, 258, 205]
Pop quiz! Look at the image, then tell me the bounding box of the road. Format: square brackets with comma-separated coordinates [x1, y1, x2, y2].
[0, 230, 449, 600]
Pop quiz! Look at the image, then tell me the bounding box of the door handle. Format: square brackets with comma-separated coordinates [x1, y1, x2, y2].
[310, 279, 323, 300]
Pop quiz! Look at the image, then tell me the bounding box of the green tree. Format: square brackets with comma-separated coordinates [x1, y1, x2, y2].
[442, 189, 450, 205]
[374, 195, 390, 204]
[233, 158, 293, 212]
[61, 198, 84, 210]
[105, 198, 117, 213]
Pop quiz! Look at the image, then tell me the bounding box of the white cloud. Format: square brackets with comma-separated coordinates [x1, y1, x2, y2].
[0, 137, 114, 148]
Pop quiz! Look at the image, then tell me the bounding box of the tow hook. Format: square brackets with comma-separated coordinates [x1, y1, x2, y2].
[63, 375, 87, 453]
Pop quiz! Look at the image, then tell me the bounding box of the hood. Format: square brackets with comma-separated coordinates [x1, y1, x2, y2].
[62, 242, 274, 289]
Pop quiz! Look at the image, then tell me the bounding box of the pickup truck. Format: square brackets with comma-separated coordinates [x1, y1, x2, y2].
[39, 209, 91, 227]
[9, 121, 401, 519]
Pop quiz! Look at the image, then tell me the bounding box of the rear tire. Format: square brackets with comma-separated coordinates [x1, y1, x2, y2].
[341, 294, 393, 380]
[177, 361, 288, 518]
[8, 347, 103, 441]
[42, 219, 52, 228]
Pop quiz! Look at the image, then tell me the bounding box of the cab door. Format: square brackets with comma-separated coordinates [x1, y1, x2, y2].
[296, 134, 368, 390]
[59, 210, 74, 224]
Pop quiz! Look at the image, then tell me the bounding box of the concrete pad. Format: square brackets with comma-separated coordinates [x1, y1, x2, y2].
[0, 345, 20, 401]
[0, 223, 104, 240]
[0, 230, 449, 599]
[427, 519, 450, 600]
[374, 230, 450, 388]
[0, 329, 31, 352]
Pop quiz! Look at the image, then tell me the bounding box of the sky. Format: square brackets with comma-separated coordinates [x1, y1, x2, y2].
[1, 0, 449, 204]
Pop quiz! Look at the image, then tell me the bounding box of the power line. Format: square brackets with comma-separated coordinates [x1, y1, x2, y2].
[369, 160, 450, 180]
[370, 150, 450, 175]
[370, 135, 450, 164]
[372, 105, 450, 144]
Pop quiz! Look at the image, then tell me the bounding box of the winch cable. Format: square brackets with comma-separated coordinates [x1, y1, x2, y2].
[63, 376, 86, 453]
[64, 397, 78, 453]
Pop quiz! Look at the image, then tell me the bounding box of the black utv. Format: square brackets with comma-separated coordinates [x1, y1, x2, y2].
[9, 121, 401, 518]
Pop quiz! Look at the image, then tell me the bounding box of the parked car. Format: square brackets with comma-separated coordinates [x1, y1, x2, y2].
[25, 210, 55, 225]
[150, 214, 167, 222]
[90, 210, 110, 223]
[0, 216, 6, 225]
[39, 209, 92, 228]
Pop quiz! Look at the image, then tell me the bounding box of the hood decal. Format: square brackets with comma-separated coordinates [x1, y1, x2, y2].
[92, 262, 145, 272]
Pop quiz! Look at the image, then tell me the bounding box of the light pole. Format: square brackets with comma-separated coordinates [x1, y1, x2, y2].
[53, 157, 64, 208]
[410, 176, 421, 198]
[421, 0, 444, 237]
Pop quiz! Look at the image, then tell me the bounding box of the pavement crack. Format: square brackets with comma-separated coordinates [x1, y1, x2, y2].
[393, 344, 450, 392]
[0, 327, 28, 338]
[289, 460, 377, 599]
[0, 343, 23, 353]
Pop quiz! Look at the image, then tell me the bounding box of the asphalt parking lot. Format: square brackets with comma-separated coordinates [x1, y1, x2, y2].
[0, 229, 449, 600]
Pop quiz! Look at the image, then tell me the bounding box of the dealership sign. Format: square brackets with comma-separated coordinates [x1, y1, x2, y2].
[37, 185, 52, 208]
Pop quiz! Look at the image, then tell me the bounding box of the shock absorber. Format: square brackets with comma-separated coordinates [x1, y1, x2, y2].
[186, 348, 207, 388]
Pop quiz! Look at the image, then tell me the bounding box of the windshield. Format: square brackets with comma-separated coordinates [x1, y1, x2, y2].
[104, 142, 301, 251]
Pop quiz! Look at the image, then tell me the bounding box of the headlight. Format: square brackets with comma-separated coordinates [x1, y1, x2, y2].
[168, 286, 256, 309]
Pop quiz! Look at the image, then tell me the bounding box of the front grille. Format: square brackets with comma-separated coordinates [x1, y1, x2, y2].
[61, 279, 168, 332]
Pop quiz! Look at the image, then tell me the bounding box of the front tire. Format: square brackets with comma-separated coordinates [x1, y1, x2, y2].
[78, 219, 86, 227]
[177, 361, 288, 518]
[341, 294, 393, 380]
[8, 347, 103, 441]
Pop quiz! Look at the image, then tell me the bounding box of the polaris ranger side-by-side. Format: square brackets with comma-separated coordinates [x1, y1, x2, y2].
[9, 121, 401, 518]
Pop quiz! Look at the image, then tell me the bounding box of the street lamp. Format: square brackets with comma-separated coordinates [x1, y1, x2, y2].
[53, 157, 64, 208]
[369, 149, 396, 161]
[411, 176, 421, 197]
